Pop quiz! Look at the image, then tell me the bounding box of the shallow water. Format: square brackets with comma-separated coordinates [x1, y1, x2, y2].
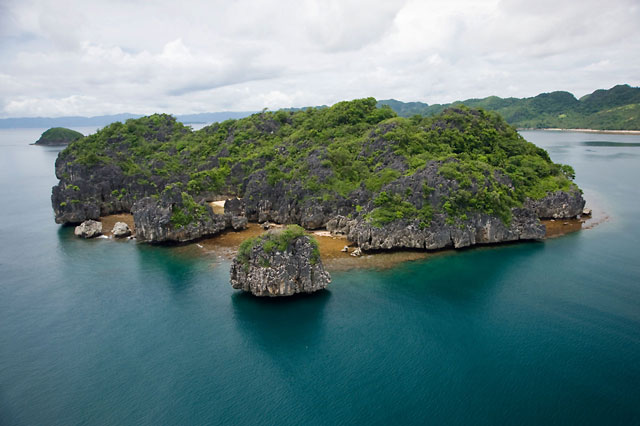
[1, 128, 639, 425]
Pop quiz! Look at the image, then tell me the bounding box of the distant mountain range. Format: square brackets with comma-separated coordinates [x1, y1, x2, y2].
[0, 111, 255, 129]
[2, 84, 638, 130]
[379, 84, 640, 130]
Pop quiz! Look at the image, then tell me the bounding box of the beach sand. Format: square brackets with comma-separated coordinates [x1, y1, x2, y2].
[98, 205, 606, 270]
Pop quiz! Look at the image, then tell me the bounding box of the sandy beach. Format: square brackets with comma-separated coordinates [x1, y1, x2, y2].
[97, 208, 605, 271]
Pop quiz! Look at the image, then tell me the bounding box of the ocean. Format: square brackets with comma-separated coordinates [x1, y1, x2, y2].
[1, 127, 639, 425]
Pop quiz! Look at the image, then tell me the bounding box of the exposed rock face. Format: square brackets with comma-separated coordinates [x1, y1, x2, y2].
[524, 189, 585, 219]
[327, 207, 545, 251]
[230, 230, 330, 297]
[111, 222, 131, 238]
[74, 220, 102, 238]
[231, 215, 248, 231]
[51, 162, 138, 224]
[51, 110, 586, 250]
[131, 190, 247, 243]
[224, 198, 245, 216]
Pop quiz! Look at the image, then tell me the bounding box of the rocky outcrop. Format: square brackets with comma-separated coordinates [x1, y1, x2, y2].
[51, 162, 141, 224]
[111, 222, 131, 238]
[328, 207, 545, 251]
[74, 220, 102, 238]
[524, 188, 585, 219]
[51, 108, 586, 251]
[230, 228, 330, 297]
[231, 215, 248, 230]
[131, 190, 247, 243]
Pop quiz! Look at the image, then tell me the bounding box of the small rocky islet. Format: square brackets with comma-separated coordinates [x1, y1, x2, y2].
[34, 127, 84, 146]
[230, 225, 330, 297]
[51, 98, 585, 294]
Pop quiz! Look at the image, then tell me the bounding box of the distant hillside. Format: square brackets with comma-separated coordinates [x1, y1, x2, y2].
[379, 84, 640, 130]
[5, 84, 638, 130]
[0, 111, 255, 129]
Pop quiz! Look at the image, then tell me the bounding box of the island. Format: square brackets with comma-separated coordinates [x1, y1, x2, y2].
[51, 97, 585, 252]
[34, 127, 84, 146]
[230, 225, 330, 296]
[379, 84, 640, 131]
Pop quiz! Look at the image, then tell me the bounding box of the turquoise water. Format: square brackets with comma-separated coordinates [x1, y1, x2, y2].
[1, 129, 639, 425]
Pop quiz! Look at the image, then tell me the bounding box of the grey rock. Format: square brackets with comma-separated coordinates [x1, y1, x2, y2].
[230, 233, 330, 297]
[231, 215, 248, 231]
[111, 222, 131, 238]
[74, 220, 102, 238]
[524, 188, 585, 219]
[224, 198, 245, 216]
[582, 207, 592, 216]
[331, 206, 546, 252]
[131, 189, 235, 243]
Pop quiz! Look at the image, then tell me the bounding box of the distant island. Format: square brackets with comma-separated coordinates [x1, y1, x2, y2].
[51, 98, 584, 253]
[1, 111, 255, 129]
[34, 127, 84, 146]
[379, 84, 640, 131]
[9, 84, 639, 132]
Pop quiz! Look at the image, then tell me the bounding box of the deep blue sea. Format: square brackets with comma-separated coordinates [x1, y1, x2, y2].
[1, 128, 639, 425]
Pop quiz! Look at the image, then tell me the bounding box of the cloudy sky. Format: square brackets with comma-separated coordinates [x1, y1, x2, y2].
[1, 0, 639, 118]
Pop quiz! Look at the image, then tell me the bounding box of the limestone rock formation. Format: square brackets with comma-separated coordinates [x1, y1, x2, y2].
[326, 207, 545, 251]
[74, 220, 102, 238]
[50, 105, 587, 251]
[523, 188, 585, 219]
[131, 189, 247, 243]
[230, 226, 330, 297]
[111, 222, 131, 238]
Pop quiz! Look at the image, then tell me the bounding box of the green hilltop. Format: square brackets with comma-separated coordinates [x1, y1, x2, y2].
[34, 127, 84, 146]
[379, 84, 640, 130]
[57, 98, 577, 229]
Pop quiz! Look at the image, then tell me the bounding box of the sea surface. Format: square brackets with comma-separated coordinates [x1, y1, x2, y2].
[1, 128, 639, 425]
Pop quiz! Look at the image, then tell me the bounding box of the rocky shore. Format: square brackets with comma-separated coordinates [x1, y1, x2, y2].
[51, 103, 586, 253]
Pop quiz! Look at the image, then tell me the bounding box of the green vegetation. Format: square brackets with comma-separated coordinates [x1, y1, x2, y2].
[379, 84, 640, 130]
[58, 98, 580, 229]
[237, 225, 319, 266]
[170, 192, 208, 228]
[35, 127, 84, 145]
[375, 107, 574, 224]
[367, 191, 433, 228]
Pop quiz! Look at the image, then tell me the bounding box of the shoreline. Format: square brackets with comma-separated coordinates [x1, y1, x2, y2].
[96, 205, 607, 271]
[519, 128, 640, 135]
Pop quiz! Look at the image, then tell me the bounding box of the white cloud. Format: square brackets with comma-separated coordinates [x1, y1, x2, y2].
[0, 0, 638, 117]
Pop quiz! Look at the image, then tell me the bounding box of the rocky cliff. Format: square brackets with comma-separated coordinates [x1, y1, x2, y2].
[524, 189, 585, 219]
[51, 101, 586, 250]
[132, 189, 246, 243]
[230, 226, 330, 296]
[327, 208, 545, 250]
